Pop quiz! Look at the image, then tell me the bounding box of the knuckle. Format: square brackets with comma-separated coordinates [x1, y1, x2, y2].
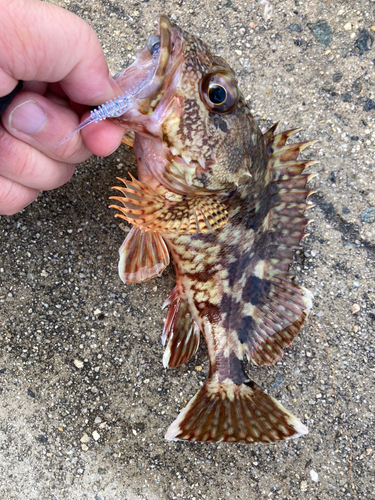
[13, 145, 42, 185]
[0, 180, 16, 215]
[0, 125, 40, 183]
[0, 177, 38, 215]
[58, 138, 87, 163]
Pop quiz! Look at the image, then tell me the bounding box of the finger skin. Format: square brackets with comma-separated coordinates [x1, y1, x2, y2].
[0, 0, 126, 215]
[0, 0, 122, 103]
[3, 92, 91, 163]
[0, 174, 39, 216]
[0, 124, 75, 191]
[2, 92, 125, 159]
[80, 113, 125, 157]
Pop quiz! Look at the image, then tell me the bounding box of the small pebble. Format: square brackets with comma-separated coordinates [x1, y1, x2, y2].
[81, 444, 88, 451]
[284, 63, 295, 72]
[310, 470, 319, 482]
[308, 20, 332, 48]
[93, 431, 100, 441]
[364, 99, 375, 112]
[359, 207, 375, 223]
[195, 366, 202, 371]
[94, 417, 102, 424]
[356, 29, 374, 55]
[300, 480, 308, 492]
[271, 373, 284, 388]
[288, 23, 302, 33]
[351, 80, 362, 94]
[27, 388, 35, 398]
[80, 434, 90, 443]
[351, 304, 360, 314]
[73, 359, 84, 369]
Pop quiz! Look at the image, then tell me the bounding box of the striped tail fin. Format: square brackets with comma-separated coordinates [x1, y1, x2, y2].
[165, 376, 307, 443]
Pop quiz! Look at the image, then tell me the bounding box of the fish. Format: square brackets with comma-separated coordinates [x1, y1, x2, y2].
[60, 15, 315, 443]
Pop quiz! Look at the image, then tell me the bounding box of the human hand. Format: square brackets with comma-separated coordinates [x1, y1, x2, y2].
[0, 0, 125, 215]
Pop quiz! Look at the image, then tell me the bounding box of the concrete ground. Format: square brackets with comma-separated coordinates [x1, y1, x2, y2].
[1, 0, 374, 498]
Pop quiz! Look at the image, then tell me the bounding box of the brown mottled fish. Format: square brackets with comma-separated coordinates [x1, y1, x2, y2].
[60, 15, 315, 443]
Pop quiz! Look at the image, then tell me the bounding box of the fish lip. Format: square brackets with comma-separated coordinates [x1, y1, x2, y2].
[112, 15, 172, 106]
[136, 15, 172, 99]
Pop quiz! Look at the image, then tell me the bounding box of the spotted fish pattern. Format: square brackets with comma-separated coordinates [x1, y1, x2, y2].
[107, 16, 315, 443]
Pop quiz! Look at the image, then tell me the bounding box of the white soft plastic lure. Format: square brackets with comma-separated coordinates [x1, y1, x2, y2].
[55, 39, 160, 148]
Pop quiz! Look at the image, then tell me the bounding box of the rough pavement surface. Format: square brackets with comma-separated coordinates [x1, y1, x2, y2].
[1, 1, 374, 499]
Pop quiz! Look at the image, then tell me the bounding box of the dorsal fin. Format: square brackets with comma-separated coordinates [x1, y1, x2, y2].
[228, 125, 315, 366]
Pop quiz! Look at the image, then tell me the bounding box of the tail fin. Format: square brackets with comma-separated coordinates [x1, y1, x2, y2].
[165, 377, 307, 443]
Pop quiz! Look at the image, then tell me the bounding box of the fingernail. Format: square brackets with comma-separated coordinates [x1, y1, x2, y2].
[9, 100, 47, 135]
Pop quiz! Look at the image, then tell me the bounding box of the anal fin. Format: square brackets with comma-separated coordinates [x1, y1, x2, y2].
[118, 226, 169, 284]
[162, 287, 200, 368]
[165, 376, 307, 443]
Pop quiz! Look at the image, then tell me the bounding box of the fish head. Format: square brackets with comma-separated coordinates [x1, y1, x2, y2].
[113, 15, 264, 195]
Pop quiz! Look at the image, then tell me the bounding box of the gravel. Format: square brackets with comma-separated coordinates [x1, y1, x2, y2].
[1, 1, 374, 499]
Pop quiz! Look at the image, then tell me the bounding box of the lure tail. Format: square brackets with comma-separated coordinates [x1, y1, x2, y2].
[165, 375, 307, 443]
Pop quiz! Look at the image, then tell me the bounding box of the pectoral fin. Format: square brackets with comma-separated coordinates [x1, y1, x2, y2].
[117, 226, 170, 284]
[110, 174, 228, 234]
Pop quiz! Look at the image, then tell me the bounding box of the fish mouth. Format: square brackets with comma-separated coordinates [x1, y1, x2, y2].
[136, 15, 172, 100]
[113, 15, 173, 116]
[113, 17, 221, 196]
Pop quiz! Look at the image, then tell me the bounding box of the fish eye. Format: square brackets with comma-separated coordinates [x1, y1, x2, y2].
[146, 34, 160, 55]
[208, 84, 227, 105]
[199, 71, 238, 113]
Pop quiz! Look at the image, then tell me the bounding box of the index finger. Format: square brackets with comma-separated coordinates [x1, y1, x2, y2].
[0, 0, 121, 104]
